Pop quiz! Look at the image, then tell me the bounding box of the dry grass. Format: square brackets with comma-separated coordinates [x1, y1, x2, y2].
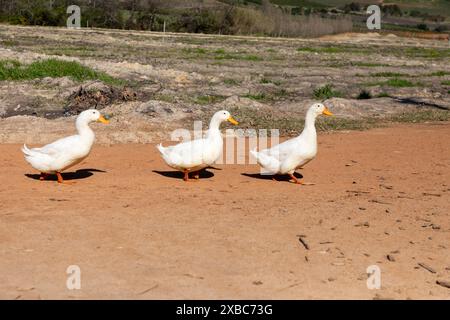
[230, 4, 352, 37]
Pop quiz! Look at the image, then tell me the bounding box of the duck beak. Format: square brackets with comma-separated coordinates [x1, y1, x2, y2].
[322, 107, 333, 116]
[97, 115, 110, 124]
[227, 116, 239, 125]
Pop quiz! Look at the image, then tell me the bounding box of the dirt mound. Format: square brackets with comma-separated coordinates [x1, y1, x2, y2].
[64, 82, 137, 115]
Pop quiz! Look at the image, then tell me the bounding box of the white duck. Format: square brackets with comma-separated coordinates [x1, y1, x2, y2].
[251, 103, 332, 184]
[157, 110, 238, 181]
[22, 109, 109, 184]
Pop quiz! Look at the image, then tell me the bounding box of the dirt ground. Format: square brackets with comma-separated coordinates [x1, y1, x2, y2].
[0, 122, 449, 300]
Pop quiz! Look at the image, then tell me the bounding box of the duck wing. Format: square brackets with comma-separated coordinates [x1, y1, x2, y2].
[266, 138, 299, 160]
[22, 135, 85, 172]
[158, 139, 207, 168]
[251, 148, 281, 174]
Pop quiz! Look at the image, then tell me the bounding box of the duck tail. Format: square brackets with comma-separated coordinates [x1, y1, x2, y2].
[21, 144, 32, 156]
[156, 143, 166, 155]
[250, 148, 259, 160]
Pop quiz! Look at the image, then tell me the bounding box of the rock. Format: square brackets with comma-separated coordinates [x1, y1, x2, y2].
[137, 101, 175, 117]
[220, 95, 265, 110]
[387, 254, 396, 262]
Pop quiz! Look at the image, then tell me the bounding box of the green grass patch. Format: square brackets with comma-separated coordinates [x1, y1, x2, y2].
[242, 88, 288, 102]
[370, 72, 406, 77]
[260, 78, 282, 86]
[377, 92, 391, 98]
[367, 78, 417, 88]
[223, 78, 241, 86]
[441, 80, 450, 86]
[351, 62, 390, 67]
[383, 78, 416, 87]
[42, 46, 97, 57]
[215, 53, 262, 61]
[243, 93, 267, 101]
[0, 58, 123, 85]
[389, 110, 450, 123]
[297, 46, 345, 54]
[1, 39, 19, 47]
[182, 47, 207, 55]
[313, 84, 342, 99]
[154, 94, 176, 103]
[403, 47, 450, 59]
[193, 95, 226, 105]
[428, 71, 450, 77]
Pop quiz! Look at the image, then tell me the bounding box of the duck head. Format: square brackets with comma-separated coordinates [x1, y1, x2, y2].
[77, 109, 110, 124]
[309, 103, 333, 117]
[212, 110, 239, 125]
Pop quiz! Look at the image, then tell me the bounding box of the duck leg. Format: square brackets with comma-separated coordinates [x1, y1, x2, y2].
[56, 172, 75, 185]
[183, 170, 199, 182]
[288, 173, 301, 184]
[289, 173, 315, 185]
[40, 172, 48, 181]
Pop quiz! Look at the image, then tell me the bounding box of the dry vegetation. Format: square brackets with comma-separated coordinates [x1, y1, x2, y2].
[0, 24, 449, 143]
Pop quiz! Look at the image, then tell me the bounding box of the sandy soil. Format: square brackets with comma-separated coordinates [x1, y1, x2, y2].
[0, 123, 449, 300]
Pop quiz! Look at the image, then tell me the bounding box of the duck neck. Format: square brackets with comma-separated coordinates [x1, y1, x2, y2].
[76, 118, 95, 144]
[301, 111, 317, 138]
[206, 116, 222, 139]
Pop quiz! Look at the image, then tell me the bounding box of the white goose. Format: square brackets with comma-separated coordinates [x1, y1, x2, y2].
[157, 110, 238, 181]
[22, 109, 109, 184]
[251, 103, 332, 184]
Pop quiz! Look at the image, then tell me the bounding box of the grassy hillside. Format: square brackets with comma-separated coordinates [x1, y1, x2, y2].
[271, 0, 450, 16]
[0, 0, 448, 37]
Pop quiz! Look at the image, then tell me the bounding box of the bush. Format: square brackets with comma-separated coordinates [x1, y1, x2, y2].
[417, 23, 429, 31]
[313, 84, 342, 99]
[343, 2, 361, 13]
[381, 4, 403, 16]
[434, 25, 448, 33]
[357, 90, 372, 99]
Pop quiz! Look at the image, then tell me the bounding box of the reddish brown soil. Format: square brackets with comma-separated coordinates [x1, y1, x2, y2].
[0, 123, 449, 299]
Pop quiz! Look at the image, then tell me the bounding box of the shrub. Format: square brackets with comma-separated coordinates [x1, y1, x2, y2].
[343, 2, 361, 13]
[381, 4, 403, 16]
[417, 23, 429, 31]
[434, 25, 448, 33]
[313, 84, 342, 99]
[385, 78, 415, 87]
[357, 90, 372, 99]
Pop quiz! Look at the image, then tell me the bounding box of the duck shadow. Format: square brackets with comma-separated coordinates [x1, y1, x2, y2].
[242, 172, 303, 181]
[153, 169, 215, 180]
[25, 168, 106, 181]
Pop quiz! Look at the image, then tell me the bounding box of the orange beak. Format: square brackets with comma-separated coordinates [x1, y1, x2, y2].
[322, 107, 333, 116]
[227, 116, 239, 125]
[97, 115, 110, 124]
